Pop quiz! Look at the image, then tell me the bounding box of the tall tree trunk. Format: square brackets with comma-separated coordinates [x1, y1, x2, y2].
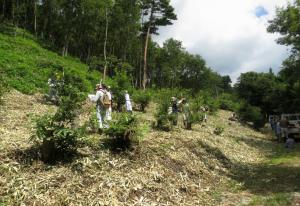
[103, 7, 109, 80]
[34, 0, 37, 35]
[62, 35, 68, 56]
[142, 25, 151, 90]
[11, 0, 14, 23]
[2, 0, 5, 18]
[87, 45, 91, 62]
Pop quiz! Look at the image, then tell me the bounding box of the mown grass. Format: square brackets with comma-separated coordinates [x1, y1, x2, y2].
[270, 144, 300, 166]
[232, 139, 300, 205]
[0, 24, 100, 94]
[247, 193, 292, 206]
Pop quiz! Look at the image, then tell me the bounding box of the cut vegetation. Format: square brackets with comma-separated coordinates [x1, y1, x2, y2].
[0, 91, 299, 205]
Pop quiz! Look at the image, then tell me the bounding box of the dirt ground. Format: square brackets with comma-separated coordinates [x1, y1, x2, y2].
[0, 91, 299, 205]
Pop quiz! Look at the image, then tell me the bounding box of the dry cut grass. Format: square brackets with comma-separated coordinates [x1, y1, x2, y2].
[0, 91, 299, 205]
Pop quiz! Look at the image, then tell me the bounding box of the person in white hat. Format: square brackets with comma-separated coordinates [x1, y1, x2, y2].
[88, 84, 108, 129]
[125, 90, 132, 113]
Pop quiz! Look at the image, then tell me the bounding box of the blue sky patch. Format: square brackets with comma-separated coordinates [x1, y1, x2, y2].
[255, 6, 268, 18]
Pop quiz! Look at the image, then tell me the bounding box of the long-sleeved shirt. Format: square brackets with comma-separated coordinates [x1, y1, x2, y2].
[89, 90, 104, 104]
[125, 93, 131, 101]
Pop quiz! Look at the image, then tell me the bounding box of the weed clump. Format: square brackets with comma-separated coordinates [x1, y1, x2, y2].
[103, 113, 148, 150]
[214, 126, 224, 135]
[132, 90, 151, 112]
[154, 98, 174, 131]
[31, 83, 85, 163]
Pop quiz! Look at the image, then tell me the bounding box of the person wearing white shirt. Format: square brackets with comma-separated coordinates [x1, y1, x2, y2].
[125, 90, 132, 113]
[106, 86, 112, 121]
[88, 84, 107, 129]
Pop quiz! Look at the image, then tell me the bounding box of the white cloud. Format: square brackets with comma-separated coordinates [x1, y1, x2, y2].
[154, 0, 290, 82]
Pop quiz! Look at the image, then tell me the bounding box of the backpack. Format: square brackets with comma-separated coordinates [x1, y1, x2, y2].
[99, 91, 111, 108]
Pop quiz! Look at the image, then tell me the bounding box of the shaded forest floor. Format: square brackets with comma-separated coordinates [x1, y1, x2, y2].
[0, 91, 300, 205]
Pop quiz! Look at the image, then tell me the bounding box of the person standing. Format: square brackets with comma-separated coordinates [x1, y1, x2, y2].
[275, 119, 281, 141]
[47, 74, 58, 101]
[181, 98, 191, 129]
[280, 116, 289, 141]
[89, 84, 108, 129]
[106, 86, 112, 121]
[170, 97, 179, 125]
[125, 90, 132, 113]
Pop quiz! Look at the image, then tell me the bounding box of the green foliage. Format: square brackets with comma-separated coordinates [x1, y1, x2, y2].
[191, 91, 220, 114]
[248, 193, 292, 206]
[0, 72, 9, 104]
[104, 113, 148, 149]
[104, 70, 132, 111]
[214, 126, 224, 135]
[87, 112, 99, 133]
[154, 97, 174, 131]
[265, 2, 300, 113]
[235, 72, 279, 115]
[31, 83, 85, 163]
[150, 88, 192, 104]
[238, 102, 265, 129]
[190, 112, 204, 124]
[217, 93, 241, 112]
[0, 31, 100, 94]
[132, 90, 151, 112]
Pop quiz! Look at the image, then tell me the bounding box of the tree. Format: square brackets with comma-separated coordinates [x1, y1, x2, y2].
[235, 72, 280, 115]
[140, 0, 176, 89]
[267, 1, 300, 112]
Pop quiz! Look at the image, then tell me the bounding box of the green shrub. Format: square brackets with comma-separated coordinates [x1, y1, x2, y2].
[190, 112, 204, 124]
[132, 90, 151, 112]
[217, 93, 241, 112]
[104, 113, 148, 150]
[191, 91, 220, 114]
[149, 88, 192, 104]
[154, 98, 174, 131]
[87, 112, 99, 133]
[238, 102, 265, 129]
[214, 126, 224, 135]
[104, 70, 132, 111]
[31, 83, 85, 163]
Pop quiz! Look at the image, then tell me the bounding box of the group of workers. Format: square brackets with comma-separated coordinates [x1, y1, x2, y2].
[88, 84, 133, 129]
[168, 97, 207, 129]
[48, 74, 211, 130]
[269, 116, 296, 148]
[47, 75, 133, 129]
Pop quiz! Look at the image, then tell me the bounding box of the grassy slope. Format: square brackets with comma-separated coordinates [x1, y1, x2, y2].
[0, 91, 299, 205]
[0, 25, 100, 94]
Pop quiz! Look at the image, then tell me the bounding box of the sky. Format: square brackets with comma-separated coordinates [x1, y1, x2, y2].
[154, 0, 291, 83]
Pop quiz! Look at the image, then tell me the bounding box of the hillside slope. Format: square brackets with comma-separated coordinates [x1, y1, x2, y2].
[1, 91, 299, 205]
[0, 25, 99, 94]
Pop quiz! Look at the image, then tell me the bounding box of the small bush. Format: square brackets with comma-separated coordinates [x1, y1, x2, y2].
[217, 93, 240, 112]
[154, 98, 174, 131]
[104, 70, 132, 112]
[191, 91, 220, 114]
[87, 112, 99, 133]
[238, 102, 265, 129]
[190, 112, 204, 124]
[214, 126, 224, 135]
[104, 113, 148, 150]
[132, 90, 151, 112]
[31, 83, 85, 163]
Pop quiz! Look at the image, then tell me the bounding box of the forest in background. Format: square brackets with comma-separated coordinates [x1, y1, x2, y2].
[0, 0, 300, 126]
